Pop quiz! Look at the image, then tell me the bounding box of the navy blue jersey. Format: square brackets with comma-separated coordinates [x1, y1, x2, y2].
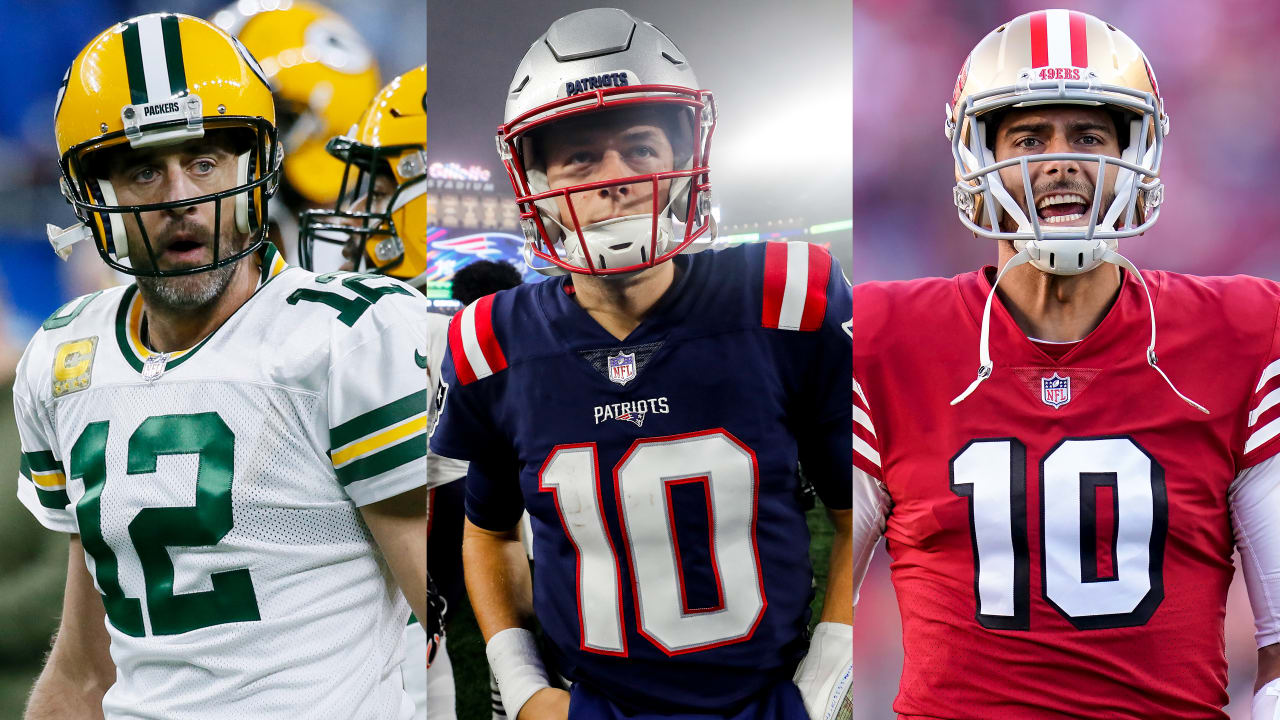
[430, 241, 851, 713]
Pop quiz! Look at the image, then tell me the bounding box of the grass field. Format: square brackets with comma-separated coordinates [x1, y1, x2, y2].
[443, 500, 838, 719]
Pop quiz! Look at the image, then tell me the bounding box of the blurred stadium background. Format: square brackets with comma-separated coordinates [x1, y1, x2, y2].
[0, 0, 423, 714]
[428, 0, 850, 717]
[854, 0, 1280, 717]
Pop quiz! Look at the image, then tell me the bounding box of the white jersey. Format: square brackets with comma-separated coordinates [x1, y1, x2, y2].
[14, 246, 427, 720]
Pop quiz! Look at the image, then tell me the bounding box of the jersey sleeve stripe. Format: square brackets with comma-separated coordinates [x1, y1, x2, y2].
[334, 435, 427, 486]
[853, 434, 881, 469]
[761, 242, 788, 328]
[1256, 358, 1280, 393]
[797, 243, 832, 331]
[762, 241, 830, 331]
[330, 390, 427, 448]
[450, 295, 507, 385]
[1251, 387, 1280, 427]
[22, 450, 61, 473]
[19, 454, 69, 509]
[331, 415, 429, 467]
[1245, 416, 1280, 456]
[853, 405, 876, 438]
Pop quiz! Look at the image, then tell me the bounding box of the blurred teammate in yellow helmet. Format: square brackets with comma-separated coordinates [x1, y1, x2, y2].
[300, 64, 427, 290]
[212, 0, 381, 263]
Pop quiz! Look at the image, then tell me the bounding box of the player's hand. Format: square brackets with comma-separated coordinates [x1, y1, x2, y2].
[516, 687, 570, 720]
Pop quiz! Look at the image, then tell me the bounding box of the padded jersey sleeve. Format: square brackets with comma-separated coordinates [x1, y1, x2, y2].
[13, 339, 77, 533]
[790, 247, 854, 510]
[427, 301, 523, 529]
[1240, 288, 1280, 469]
[325, 279, 430, 506]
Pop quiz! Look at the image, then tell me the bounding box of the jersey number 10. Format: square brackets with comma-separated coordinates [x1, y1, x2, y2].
[950, 436, 1167, 631]
[540, 429, 766, 656]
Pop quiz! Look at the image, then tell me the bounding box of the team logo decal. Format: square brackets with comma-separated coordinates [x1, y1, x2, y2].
[1041, 373, 1071, 409]
[607, 351, 637, 386]
[52, 336, 98, 397]
[594, 397, 670, 426]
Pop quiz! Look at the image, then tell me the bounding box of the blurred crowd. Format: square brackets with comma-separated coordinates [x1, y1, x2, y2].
[854, 1, 1280, 717]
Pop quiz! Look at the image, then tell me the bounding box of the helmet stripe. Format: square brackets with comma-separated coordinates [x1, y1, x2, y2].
[135, 15, 175, 103]
[1028, 11, 1048, 68]
[121, 21, 148, 105]
[1069, 11, 1089, 67]
[1044, 10, 1072, 67]
[160, 14, 188, 98]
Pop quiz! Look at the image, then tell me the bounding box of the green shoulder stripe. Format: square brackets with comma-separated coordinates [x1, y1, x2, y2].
[21, 450, 61, 473]
[42, 291, 104, 331]
[330, 390, 427, 449]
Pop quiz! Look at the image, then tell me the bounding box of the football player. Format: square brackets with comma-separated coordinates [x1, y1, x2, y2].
[211, 0, 381, 265]
[296, 64, 431, 719]
[851, 9, 1280, 719]
[430, 8, 853, 720]
[22, 15, 426, 718]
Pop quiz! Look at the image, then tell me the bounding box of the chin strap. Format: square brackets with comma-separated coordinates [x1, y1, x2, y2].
[951, 249, 1209, 415]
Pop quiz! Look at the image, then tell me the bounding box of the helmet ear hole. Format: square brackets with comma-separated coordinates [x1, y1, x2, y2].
[235, 151, 252, 234]
[87, 178, 130, 259]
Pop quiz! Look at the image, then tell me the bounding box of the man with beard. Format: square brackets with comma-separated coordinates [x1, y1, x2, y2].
[16, 14, 426, 719]
[852, 9, 1280, 719]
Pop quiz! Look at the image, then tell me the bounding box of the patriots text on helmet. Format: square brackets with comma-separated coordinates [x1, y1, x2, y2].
[565, 72, 629, 97]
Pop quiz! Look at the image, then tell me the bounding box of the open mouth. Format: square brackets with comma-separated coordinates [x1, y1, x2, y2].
[1036, 193, 1091, 225]
[160, 235, 208, 264]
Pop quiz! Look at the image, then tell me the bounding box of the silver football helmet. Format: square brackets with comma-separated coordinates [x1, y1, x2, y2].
[497, 7, 716, 276]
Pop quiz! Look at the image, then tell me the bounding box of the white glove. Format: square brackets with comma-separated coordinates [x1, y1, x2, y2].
[793, 622, 853, 720]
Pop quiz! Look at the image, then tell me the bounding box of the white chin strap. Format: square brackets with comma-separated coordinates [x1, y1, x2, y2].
[950, 248, 1208, 415]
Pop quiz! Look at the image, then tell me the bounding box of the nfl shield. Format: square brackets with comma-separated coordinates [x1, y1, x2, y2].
[607, 352, 637, 386]
[1041, 373, 1071, 409]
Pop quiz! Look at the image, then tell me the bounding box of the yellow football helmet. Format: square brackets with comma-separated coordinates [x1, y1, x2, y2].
[299, 65, 426, 288]
[51, 12, 281, 277]
[212, 0, 381, 206]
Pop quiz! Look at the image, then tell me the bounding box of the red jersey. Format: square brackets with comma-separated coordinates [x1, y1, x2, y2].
[852, 267, 1280, 719]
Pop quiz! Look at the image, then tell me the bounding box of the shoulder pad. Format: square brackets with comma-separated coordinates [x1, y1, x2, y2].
[447, 293, 508, 385]
[761, 241, 831, 331]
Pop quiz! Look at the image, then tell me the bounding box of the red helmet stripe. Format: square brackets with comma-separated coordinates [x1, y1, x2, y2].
[1069, 11, 1089, 67]
[1029, 11, 1049, 68]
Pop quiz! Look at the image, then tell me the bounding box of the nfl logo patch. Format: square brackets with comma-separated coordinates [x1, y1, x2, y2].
[607, 352, 637, 386]
[1041, 373, 1071, 409]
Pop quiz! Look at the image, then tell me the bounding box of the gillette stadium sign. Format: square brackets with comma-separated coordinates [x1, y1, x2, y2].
[427, 161, 495, 192]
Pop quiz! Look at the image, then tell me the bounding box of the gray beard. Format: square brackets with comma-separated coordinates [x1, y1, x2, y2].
[136, 259, 241, 313]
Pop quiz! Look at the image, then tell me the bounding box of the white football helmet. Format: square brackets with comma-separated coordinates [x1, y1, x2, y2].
[947, 9, 1167, 276]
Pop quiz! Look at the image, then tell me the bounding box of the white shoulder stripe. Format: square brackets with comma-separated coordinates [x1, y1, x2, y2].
[1257, 358, 1280, 393]
[853, 404, 876, 438]
[1245, 415, 1280, 455]
[1251, 388, 1280, 428]
[854, 434, 881, 468]
[777, 241, 810, 331]
[458, 302, 493, 380]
